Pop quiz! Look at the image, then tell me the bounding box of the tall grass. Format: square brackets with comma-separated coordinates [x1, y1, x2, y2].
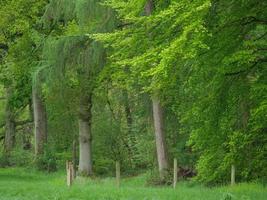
[0, 168, 266, 200]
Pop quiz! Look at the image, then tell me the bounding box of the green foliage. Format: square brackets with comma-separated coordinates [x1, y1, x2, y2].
[146, 168, 173, 186]
[0, 147, 33, 168]
[0, 153, 9, 167]
[0, 0, 266, 187]
[35, 144, 57, 172]
[95, 0, 267, 185]
[9, 149, 33, 167]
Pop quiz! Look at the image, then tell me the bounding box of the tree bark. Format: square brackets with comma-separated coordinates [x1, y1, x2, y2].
[4, 87, 15, 153]
[152, 96, 169, 179]
[78, 94, 93, 176]
[123, 90, 133, 134]
[145, 0, 154, 14]
[32, 81, 47, 156]
[72, 140, 77, 178]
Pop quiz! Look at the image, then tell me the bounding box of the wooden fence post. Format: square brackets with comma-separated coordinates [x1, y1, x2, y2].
[72, 140, 77, 179]
[66, 161, 73, 187]
[231, 164, 235, 186]
[173, 158, 178, 188]
[116, 161, 120, 187]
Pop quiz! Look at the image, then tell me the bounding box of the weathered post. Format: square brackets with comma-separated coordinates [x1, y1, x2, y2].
[173, 158, 178, 188]
[116, 161, 120, 187]
[66, 161, 73, 187]
[231, 164, 235, 186]
[72, 140, 77, 179]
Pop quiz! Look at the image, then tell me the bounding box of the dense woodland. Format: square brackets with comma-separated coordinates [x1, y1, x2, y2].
[0, 0, 266, 186]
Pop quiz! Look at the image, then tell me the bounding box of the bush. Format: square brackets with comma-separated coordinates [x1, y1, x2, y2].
[9, 149, 33, 167]
[94, 158, 114, 176]
[0, 153, 10, 167]
[0, 148, 33, 168]
[35, 145, 57, 172]
[146, 168, 173, 186]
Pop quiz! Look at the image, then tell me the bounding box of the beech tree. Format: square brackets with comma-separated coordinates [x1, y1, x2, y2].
[144, 0, 169, 179]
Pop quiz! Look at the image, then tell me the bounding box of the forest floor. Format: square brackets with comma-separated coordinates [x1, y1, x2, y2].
[0, 168, 266, 200]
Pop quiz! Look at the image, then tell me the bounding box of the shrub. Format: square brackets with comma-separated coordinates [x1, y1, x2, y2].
[0, 153, 10, 167]
[35, 144, 57, 172]
[146, 168, 173, 186]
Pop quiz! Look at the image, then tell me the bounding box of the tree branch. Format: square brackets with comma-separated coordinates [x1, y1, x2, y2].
[224, 59, 267, 76]
[242, 16, 267, 26]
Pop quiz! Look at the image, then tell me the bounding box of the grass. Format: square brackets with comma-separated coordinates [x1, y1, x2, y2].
[0, 168, 266, 200]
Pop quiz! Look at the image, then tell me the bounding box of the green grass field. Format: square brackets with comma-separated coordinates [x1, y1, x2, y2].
[0, 168, 266, 200]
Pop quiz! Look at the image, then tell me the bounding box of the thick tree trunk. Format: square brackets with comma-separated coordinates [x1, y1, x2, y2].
[78, 94, 93, 176]
[32, 82, 47, 156]
[4, 88, 15, 153]
[152, 96, 169, 179]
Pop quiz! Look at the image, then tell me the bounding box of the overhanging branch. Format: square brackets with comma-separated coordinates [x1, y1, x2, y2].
[224, 59, 267, 76]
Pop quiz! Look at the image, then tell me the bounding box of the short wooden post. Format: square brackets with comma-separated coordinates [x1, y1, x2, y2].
[116, 161, 120, 187]
[173, 158, 178, 188]
[72, 140, 77, 179]
[66, 161, 73, 187]
[231, 164, 235, 186]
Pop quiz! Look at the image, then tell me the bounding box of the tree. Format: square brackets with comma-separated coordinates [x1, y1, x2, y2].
[0, 0, 47, 156]
[95, 0, 210, 180]
[42, 0, 115, 175]
[144, 0, 169, 180]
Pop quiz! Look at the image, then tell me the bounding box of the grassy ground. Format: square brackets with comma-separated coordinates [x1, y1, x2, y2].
[0, 168, 266, 200]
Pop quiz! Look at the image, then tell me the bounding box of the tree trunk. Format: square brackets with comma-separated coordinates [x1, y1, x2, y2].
[22, 100, 34, 150]
[4, 87, 15, 153]
[78, 94, 93, 176]
[123, 90, 133, 133]
[32, 82, 47, 156]
[152, 96, 169, 179]
[122, 90, 135, 166]
[145, 0, 154, 14]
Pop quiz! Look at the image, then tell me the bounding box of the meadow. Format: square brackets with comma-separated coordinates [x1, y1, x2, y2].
[0, 168, 266, 200]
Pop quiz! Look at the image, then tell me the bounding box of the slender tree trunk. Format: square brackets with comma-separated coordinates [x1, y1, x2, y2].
[152, 96, 169, 179]
[78, 94, 93, 176]
[32, 82, 47, 156]
[123, 90, 133, 133]
[145, 0, 154, 14]
[144, 0, 169, 179]
[122, 90, 135, 166]
[4, 87, 15, 153]
[22, 100, 34, 150]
